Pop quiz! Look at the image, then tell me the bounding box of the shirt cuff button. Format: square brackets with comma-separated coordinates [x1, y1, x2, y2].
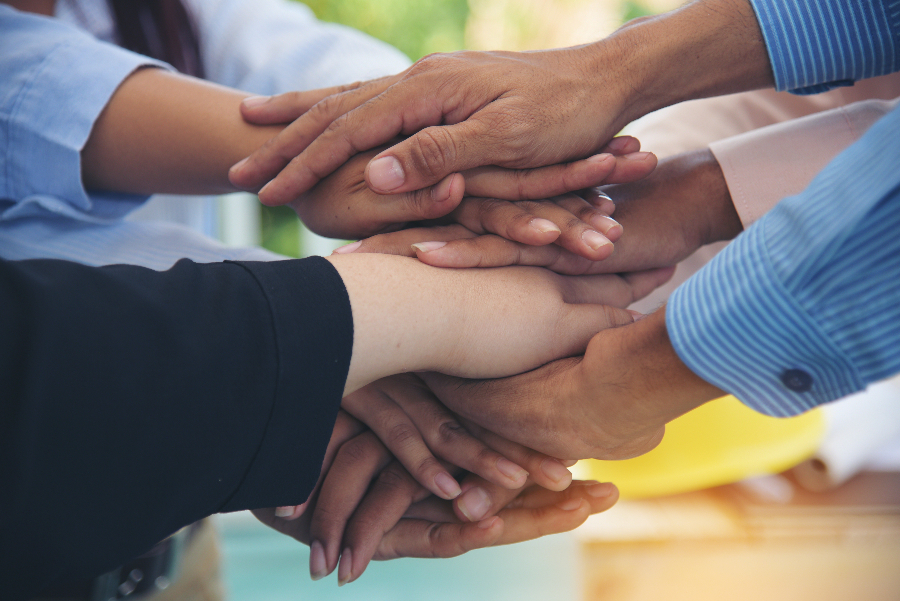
[781, 369, 813, 392]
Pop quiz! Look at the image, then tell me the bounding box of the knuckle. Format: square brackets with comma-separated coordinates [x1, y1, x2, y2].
[435, 418, 467, 446]
[336, 435, 376, 465]
[375, 465, 417, 496]
[385, 421, 422, 451]
[409, 127, 458, 180]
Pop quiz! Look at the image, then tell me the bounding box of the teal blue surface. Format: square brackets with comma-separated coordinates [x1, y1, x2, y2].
[219, 515, 580, 601]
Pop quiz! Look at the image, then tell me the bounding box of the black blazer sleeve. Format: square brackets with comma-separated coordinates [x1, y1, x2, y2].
[0, 256, 353, 599]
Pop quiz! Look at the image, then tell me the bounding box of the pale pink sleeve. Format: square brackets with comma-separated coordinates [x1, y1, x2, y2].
[710, 98, 899, 227]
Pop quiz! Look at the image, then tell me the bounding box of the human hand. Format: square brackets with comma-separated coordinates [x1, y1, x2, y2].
[339, 374, 575, 500]
[229, 0, 771, 205]
[289, 137, 655, 252]
[327, 253, 675, 395]
[254, 413, 617, 585]
[421, 306, 725, 461]
[344, 149, 741, 274]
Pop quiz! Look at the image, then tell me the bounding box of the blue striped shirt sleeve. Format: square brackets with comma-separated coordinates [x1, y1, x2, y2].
[750, 0, 900, 94]
[667, 104, 900, 417]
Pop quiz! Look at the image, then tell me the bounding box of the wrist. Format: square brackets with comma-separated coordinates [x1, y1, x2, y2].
[605, 0, 774, 122]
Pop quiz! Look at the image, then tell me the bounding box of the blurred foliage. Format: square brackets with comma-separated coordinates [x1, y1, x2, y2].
[301, 0, 470, 60]
[620, 0, 655, 22]
[259, 204, 301, 257]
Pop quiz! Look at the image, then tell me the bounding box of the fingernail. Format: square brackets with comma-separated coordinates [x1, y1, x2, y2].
[274, 506, 295, 518]
[242, 95, 271, 109]
[478, 516, 500, 530]
[582, 230, 611, 251]
[368, 156, 405, 191]
[337, 548, 353, 586]
[530, 218, 561, 235]
[496, 458, 528, 483]
[229, 157, 248, 175]
[333, 240, 362, 254]
[587, 482, 616, 498]
[431, 174, 456, 203]
[589, 214, 620, 232]
[434, 472, 462, 499]
[557, 498, 584, 511]
[627, 310, 647, 321]
[625, 151, 652, 160]
[309, 541, 327, 581]
[587, 152, 614, 163]
[457, 486, 492, 522]
[411, 241, 447, 253]
[607, 137, 631, 152]
[541, 459, 572, 485]
[561, 459, 578, 467]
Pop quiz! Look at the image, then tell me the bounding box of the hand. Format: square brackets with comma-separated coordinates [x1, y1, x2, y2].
[254, 413, 617, 585]
[327, 253, 675, 395]
[340, 374, 575, 500]
[346, 149, 741, 274]
[228, 0, 771, 204]
[290, 138, 655, 251]
[421, 306, 725, 460]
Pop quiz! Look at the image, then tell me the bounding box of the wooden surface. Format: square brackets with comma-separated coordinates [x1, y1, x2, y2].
[578, 472, 900, 601]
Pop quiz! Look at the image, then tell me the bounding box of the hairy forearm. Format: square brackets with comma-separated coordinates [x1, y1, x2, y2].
[81, 68, 283, 195]
[592, 0, 774, 126]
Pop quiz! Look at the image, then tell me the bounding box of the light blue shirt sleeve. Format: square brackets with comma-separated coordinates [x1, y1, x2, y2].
[0, 6, 169, 223]
[749, 0, 900, 94]
[667, 104, 900, 417]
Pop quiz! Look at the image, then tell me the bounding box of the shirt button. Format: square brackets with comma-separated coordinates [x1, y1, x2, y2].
[781, 369, 813, 392]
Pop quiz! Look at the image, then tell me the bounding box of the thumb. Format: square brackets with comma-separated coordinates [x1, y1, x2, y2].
[365, 119, 492, 194]
[552, 304, 634, 359]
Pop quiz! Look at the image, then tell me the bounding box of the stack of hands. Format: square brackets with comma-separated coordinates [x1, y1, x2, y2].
[228, 43, 739, 582]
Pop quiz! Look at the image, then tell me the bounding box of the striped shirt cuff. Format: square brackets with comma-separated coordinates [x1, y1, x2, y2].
[750, 0, 900, 93]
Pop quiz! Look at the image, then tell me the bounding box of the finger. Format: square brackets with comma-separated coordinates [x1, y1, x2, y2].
[553, 193, 623, 243]
[602, 135, 641, 156]
[229, 77, 396, 196]
[339, 224, 479, 257]
[383, 376, 530, 491]
[341, 380, 464, 500]
[453, 474, 531, 522]
[598, 151, 658, 184]
[461, 153, 618, 200]
[239, 82, 367, 125]
[308, 431, 392, 579]
[338, 460, 427, 583]
[375, 516, 505, 562]
[508, 479, 617, 511]
[365, 118, 497, 194]
[456, 417, 573, 492]
[620, 266, 677, 302]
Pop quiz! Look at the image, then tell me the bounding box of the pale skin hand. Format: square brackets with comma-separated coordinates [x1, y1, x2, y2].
[229, 0, 772, 204]
[254, 411, 618, 585]
[420, 306, 726, 461]
[342, 149, 743, 274]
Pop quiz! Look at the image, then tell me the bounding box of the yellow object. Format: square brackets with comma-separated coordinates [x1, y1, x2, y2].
[574, 395, 825, 499]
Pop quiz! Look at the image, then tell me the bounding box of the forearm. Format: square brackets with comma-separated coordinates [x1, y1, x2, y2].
[82, 68, 283, 195]
[590, 0, 773, 127]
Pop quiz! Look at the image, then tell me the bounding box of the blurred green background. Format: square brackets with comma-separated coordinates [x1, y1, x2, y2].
[257, 0, 674, 258]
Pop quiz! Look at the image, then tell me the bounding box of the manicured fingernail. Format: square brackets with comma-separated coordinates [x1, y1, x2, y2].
[411, 241, 447, 253]
[587, 482, 616, 498]
[625, 151, 652, 160]
[541, 459, 572, 484]
[242, 95, 271, 109]
[337, 548, 353, 586]
[309, 540, 327, 581]
[368, 156, 405, 191]
[496, 458, 528, 482]
[457, 487, 492, 522]
[434, 472, 462, 499]
[530, 218, 561, 235]
[587, 152, 614, 163]
[274, 506, 295, 518]
[557, 498, 584, 511]
[333, 240, 362, 254]
[582, 230, 611, 251]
